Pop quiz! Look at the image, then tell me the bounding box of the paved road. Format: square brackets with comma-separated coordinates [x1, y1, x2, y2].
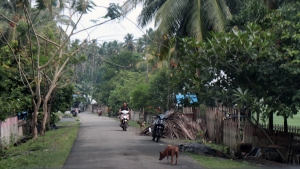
[63, 112, 202, 169]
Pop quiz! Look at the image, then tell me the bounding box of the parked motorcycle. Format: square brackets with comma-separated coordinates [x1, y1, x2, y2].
[72, 108, 79, 117]
[120, 110, 130, 131]
[152, 114, 166, 142]
[98, 110, 103, 116]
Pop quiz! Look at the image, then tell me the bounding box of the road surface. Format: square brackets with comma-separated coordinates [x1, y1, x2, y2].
[63, 112, 202, 169]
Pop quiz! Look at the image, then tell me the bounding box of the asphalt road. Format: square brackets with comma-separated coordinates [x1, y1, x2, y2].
[63, 112, 202, 169]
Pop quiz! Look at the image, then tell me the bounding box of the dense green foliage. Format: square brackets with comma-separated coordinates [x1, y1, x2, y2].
[0, 43, 31, 120]
[51, 85, 75, 113]
[175, 0, 300, 130]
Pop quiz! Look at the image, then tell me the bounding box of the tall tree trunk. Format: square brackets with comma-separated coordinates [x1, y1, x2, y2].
[283, 115, 288, 133]
[48, 90, 56, 130]
[142, 107, 144, 121]
[40, 79, 56, 135]
[41, 100, 49, 135]
[32, 100, 38, 139]
[33, 72, 42, 138]
[268, 112, 273, 131]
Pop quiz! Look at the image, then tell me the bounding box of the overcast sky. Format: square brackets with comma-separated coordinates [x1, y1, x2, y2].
[68, 0, 155, 43]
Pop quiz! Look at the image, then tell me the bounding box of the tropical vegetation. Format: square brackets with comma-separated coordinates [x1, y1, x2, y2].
[0, 0, 299, 144]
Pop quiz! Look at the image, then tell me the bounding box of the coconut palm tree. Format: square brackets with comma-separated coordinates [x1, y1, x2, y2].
[123, 33, 136, 51]
[122, 0, 232, 41]
[107, 40, 122, 56]
[136, 37, 145, 53]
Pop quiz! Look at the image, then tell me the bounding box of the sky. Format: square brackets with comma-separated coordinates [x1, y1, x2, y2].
[68, 0, 155, 43]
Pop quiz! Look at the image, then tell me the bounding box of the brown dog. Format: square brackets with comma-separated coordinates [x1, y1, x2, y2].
[159, 145, 179, 165]
[137, 121, 146, 130]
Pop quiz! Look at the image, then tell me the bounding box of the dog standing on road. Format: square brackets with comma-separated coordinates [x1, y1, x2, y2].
[159, 145, 179, 165]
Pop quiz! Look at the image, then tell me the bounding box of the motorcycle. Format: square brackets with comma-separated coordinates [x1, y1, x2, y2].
[98, 110, 103, 116]
[152, 114, 166, 142]
[120, 110, 130, 131]
[72, 108, 79, 117]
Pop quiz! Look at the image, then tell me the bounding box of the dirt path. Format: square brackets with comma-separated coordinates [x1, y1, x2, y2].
[63, 112, 202, 169]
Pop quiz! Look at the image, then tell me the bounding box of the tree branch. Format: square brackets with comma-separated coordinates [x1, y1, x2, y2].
[0, 13, 17, 25]
[24, 4, 43, 110]
[72, 18, 114, 35]
[39, 12, 84, 70]
[36, 34, 60, 47]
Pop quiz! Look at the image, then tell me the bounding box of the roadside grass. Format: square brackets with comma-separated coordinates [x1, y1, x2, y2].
[187, 153, 258, 169]
[0, 121, 79, 169]
[129, 120, 140, 128]
[177, 140, 258, 169]
[205, 143, 229, 154]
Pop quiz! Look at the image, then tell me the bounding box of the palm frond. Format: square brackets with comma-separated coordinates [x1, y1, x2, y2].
[1, 0, 14, 12]
[55, 14, 75, 27]
[155, 0, 189, 36]
[202, 0, 231, 32]
[185, 0, 203, 40]
[121, 0, 143, 14]
[35, 0, 47, 10]
[137, 0, 166, 28]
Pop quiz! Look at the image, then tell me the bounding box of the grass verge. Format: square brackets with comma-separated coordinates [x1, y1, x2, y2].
[0, 121, 79, 169]
[187, 152, 258, 169]
[128, 120, 141, 128]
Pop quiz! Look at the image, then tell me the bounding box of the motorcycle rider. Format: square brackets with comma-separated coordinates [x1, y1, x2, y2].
[118, 102, 131, 126]
[152, 114, 165, 139]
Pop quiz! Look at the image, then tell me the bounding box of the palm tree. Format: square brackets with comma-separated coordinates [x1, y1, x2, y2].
[122, 0, 232, 41]
[123, 33, 136, 51]
[135, 28, 155, 53]
[136, 37, 145, 53]
[99, 41, 108, 57]
[107, 40, 122, 56]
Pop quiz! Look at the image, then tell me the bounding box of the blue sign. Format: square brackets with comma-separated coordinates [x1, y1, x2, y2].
[175, 94, 198, 104]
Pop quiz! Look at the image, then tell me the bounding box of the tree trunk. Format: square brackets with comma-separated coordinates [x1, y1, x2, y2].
[283, 116, 288, 133]
[40, 80, 56, 135]
[32, 100, 38, 139]
[40, 100, 49, 135]
[47, 104, 51, 130]
[142, 107, 144, 120]
[268, 112, 273, 131]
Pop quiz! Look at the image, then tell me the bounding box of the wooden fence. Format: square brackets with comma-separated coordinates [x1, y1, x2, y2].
[200, 105, 300, 150]
[205, 106, 242, 148]
[260, 124, 300, 134]
[130, 106, 300, 152]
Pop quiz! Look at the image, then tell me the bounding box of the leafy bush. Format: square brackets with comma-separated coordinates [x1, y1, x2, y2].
[50, 113, 60, 124]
